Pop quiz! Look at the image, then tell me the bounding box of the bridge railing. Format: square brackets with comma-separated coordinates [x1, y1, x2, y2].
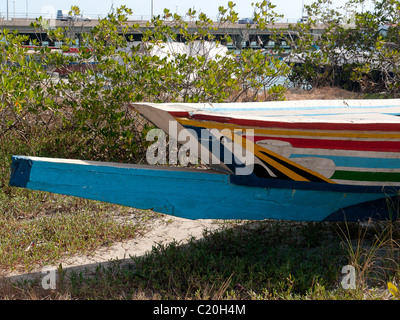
[0, 11, 301, 24]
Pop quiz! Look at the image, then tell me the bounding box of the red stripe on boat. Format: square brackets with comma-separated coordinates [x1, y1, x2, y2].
[169, 111, 191, 117]
[252, 136, 400, 152]
[185, 114, 400, 132]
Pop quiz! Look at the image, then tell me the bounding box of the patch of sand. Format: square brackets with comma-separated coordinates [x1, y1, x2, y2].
[2, 216, 221, 283]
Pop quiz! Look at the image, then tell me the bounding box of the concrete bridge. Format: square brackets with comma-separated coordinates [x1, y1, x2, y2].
[0, 18, 324, 48]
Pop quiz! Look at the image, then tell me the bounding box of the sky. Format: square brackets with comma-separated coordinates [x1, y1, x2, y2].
[0, 0, 354, 21]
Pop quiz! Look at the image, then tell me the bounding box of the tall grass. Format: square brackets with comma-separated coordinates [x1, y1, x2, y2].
[337, 218, 400, 290]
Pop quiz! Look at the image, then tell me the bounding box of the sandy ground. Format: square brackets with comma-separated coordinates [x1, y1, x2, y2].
[3, 216, 221, 283]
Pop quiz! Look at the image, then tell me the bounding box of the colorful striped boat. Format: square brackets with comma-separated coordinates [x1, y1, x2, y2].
[9, 99, 400, 222]
[131, 99, 400, 221]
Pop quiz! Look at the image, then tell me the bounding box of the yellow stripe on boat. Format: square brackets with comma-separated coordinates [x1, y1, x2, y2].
[223, 131, 336, 184]
[177, 118, 400, 140]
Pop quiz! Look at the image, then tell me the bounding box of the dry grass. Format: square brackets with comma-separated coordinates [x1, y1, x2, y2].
[284, 86, 363, 101]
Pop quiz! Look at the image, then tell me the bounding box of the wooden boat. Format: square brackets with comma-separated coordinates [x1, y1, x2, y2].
[9, 99, 400, 222]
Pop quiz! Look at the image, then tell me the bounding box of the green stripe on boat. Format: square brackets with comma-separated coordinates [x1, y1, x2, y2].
[332, 170, 400, 182]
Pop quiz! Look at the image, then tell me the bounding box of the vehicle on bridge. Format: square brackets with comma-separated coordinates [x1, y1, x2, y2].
[238, 17, 254, 24]
[57, 9, 91, 21]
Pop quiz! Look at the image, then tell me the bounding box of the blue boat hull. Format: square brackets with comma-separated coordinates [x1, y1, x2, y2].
[9, 156, 398, 222]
